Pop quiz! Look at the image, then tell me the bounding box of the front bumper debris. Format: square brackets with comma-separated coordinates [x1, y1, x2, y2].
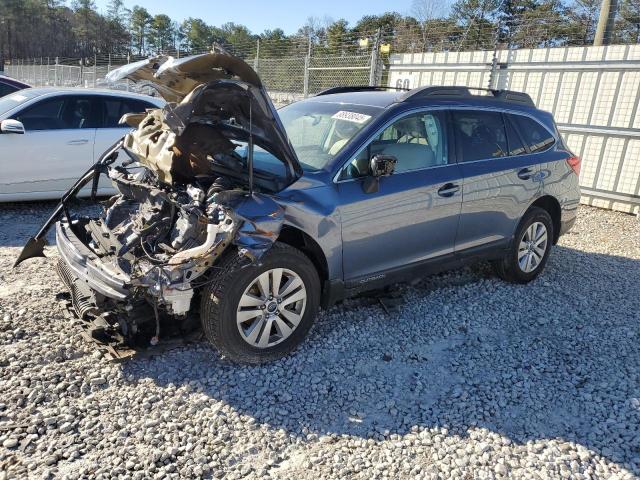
[56, 220, 130, 301]
[56, 292, 203, 362]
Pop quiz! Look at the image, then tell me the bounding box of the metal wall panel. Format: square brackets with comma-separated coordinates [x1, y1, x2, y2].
[388, 44, 640, 214]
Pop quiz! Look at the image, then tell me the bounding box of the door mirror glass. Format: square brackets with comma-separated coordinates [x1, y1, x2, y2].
[1, 119, 25, 134]
[370, 154, 397, 177]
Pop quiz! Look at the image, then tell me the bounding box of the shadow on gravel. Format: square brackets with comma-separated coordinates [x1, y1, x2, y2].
[123, 245, 640, 474]
[0, 200, 101, 248]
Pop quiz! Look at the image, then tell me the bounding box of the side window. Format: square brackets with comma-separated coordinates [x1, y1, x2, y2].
[510, 115, 555, 153]
[0, 83, 19, 97]
[14, 96, 95, 130]
[452, 110, 507, 162]
[339, 111, 448, 179]
[504, 115, 527, 156]
[102, 98, 124, 128]
[101, 98, 154, 128]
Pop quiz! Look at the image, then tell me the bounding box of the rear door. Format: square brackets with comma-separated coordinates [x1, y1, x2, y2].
[92, 96, 157, 194]
[0, 95, 98, 197]
[453, 109, 543, 252]
[336, 110, 462, 282]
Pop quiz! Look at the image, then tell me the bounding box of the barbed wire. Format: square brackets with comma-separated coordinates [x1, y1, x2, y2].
[3, 10, 634, 65]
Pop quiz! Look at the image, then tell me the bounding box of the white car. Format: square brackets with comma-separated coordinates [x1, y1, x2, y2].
[0, 88, 164, 202]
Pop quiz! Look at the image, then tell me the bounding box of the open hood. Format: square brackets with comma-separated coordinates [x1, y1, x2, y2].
[106, 52, 302, 184]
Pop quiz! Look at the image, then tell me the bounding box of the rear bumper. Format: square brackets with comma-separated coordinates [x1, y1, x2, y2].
[56, 221, 130, 301]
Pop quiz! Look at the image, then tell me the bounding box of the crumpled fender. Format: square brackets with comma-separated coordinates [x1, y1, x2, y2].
[214, 190, 285, 261]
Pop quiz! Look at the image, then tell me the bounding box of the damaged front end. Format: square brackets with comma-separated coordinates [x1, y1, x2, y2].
[15, 51, 301, 349]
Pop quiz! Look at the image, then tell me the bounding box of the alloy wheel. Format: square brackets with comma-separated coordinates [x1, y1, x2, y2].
[236, 268, 307, 348]
[517, 221, 548, 273]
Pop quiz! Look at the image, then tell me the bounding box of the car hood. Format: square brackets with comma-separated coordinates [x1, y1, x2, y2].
[106, 52, 302, 184]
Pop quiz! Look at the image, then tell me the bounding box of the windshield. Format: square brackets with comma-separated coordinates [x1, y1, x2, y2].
[0, 89, 42, 116]
[278, 100, 383, 171]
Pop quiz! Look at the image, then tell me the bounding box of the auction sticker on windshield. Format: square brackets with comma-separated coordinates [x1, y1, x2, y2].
[331, 110, 371, 124]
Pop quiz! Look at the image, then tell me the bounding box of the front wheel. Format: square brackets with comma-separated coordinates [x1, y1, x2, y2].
[492, 207, 554, 284]
[200, 243, 320, 364]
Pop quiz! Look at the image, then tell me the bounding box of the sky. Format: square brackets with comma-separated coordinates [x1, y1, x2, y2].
[92, 0, 416, 35]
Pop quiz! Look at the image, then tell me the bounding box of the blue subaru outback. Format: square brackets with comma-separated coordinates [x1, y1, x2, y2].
[15, 53, 581, 363]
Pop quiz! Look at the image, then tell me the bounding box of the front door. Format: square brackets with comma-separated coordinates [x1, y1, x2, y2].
[0, 95, 97, 198]
[336, 110, 462, 282]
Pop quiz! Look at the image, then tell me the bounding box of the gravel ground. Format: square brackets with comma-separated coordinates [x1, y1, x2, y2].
[0, 203, 639, 479]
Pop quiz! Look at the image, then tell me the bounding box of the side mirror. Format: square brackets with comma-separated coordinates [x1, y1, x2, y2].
[1, 119, 25, 134]
[362, 154, 397, 193]
[370, 154, 397, 177]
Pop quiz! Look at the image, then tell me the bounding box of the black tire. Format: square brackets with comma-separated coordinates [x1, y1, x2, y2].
[492, 207, 554, 284]
[200, 242, 320, 364]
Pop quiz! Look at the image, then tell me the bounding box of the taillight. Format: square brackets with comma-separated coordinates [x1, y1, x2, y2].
[566, 156, 581, 176]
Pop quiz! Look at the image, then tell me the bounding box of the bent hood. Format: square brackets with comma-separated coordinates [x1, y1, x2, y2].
[106, 52, 302, 184]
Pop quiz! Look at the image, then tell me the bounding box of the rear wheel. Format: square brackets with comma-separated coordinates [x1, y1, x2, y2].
[492, 207, 554, 284]
[200, 243, 320, 364]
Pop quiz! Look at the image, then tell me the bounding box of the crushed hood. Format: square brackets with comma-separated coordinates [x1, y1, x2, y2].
[106, 52, 302, 186]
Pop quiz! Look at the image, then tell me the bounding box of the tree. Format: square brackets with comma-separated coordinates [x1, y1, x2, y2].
[105, 0, 130, 54]
[259, 28, 293, 57]
[219, 22, 255, 56]
[411, 0, 450, 50]
[148, 14, 174, 53]
[412, 0, 448, 24]
[563, 0, 600, 45]
[353, 12, 404, 39]
[326, 19, 349, 54]
[451, 0, 501, 49]
[130, 5, 151, 55]
[72, 0, 98, 55]
[180, 17, 211, 53]
[618, 0, 640, 42]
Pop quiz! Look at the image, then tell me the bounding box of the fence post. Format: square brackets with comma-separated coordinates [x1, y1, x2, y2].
[254, 38, 260, 74]
[369, 29, 381, 86]
[93, 54, 97, 87]
[54, 57, 59, 86]
[303, 55, 310, 98]
[488, 53, 498, 89]
[303, 37, 312, 98]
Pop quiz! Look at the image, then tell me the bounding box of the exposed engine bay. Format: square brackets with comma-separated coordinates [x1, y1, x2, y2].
[14, 50, 303, 351]
[59, 162, 284, 347]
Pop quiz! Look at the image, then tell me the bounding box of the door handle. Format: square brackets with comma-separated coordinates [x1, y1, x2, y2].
[437, 183, 460, 198]
[67, 139, 89, 145]
[517, 167, 533, 180]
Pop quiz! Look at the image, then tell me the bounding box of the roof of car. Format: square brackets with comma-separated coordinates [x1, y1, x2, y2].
[309, 90, 399, 108]
[310, 86, 539, 113]
[9, 86, 164, 103]
[0, 75, 30, 88]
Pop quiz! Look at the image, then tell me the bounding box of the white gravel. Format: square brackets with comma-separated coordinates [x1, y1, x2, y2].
[0, 203, 639, 479]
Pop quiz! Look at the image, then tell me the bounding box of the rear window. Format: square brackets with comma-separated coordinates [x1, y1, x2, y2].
[510, 115, 555, 153]
[452, 110, 508, 162]
[504, 115, 527, 156]
[102, 97, 155, 128]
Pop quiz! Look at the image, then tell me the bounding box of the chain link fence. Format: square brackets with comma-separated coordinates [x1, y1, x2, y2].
[2, 48, 379, 105]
